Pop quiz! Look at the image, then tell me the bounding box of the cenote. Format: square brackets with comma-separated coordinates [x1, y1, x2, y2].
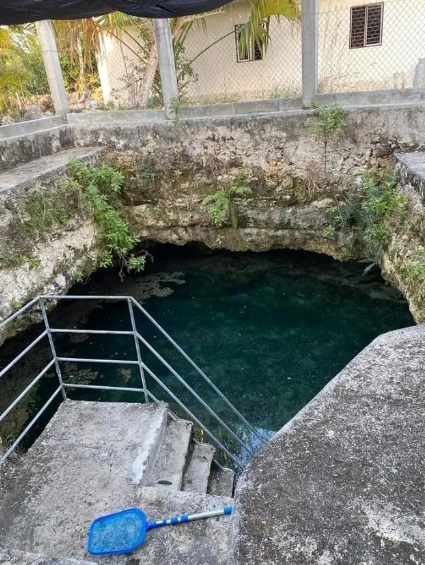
[0, 247, 414, 463]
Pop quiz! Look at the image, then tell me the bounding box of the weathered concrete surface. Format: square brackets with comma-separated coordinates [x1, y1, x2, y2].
[0, 400, 232, 564]
[230, 324, 425, 565]
[0, 147, 104, 194]
[0, 548, 95, 565]
[65, 89, 425, 124]
[0, 116, 65, 141]
[0, 401, 168, 558]
[126, 487, 232, 565]
[208, 464, 235, 498]
[145, 416, 193, 491]
[0, 116, 70, 173]
[396, 151, 425, 204]
[182, 442, 215, 494]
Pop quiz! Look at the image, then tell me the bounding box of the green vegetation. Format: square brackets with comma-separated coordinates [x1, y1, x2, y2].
[407, 261, 425, 281]
[202, 184, 252, 229]
[14, 181, 83, 238]
[169, 96, 182, 126]
[138, 162, 156, 184]
[10, 299, 24, 311]
[322, 226, 336, 240]
[331, 170, 408, 264]
[1, 161, 147, 279]
[0, 254, 41, 270]
[310, 104, 347, 173]
[6, 178, 85, 255]
[68, 160, 147, 277]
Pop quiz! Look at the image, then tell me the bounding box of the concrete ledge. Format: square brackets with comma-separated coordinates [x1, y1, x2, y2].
[231, 324, 425, 565]
[0, 147, 105, 195]
[0, 116, 66, 141]
[65, 89, 425, 126]
[67, 109, 166, 125]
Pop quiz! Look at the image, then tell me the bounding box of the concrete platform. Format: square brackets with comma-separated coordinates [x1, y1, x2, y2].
[0, 147, 104, 194]
[231, 325, 425, 564]
[395, 151, 425, 204]
[0, 401, 168, 558]
[0, 548, 95, 565]
[208, 464, 235, 498]
[121, 487, 233, 565]
[0, 400, 233, 564]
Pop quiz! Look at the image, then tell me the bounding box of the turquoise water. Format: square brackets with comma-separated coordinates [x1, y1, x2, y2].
[0, 248, 414, 461]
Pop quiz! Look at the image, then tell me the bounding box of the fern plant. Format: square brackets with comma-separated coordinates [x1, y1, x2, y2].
[331, 169, 407, 267]
[202, 185, 252, 229]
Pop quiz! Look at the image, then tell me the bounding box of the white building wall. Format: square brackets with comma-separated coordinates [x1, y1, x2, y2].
[97, 0, 425, 105]
[183, 3, 302, 102]
[318, 0, 425, 92]
[97, 29, 148, 106]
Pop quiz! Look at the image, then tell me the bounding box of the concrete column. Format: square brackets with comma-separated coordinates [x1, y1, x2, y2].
[154, 19, 179, 119]
[36, 20, 69, 116]
[301, 0, 318, 108]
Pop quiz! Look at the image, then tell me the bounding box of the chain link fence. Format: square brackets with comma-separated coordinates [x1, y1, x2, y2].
[318, 0, 425, 94]
[3, 0, 425, 119]
[182, 6, 302, 104]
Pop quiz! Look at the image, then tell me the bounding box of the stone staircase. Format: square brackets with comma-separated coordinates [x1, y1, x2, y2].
[0, 400, 235, 565]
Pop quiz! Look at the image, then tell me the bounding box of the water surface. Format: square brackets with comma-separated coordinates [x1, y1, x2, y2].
[0, 248, 414, 460]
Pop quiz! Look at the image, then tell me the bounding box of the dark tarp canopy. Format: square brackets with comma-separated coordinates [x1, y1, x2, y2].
[0, 0, 233, 25]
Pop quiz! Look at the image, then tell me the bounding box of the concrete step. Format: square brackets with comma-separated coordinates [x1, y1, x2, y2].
[0, 116, 69, 173]
[145, 416, 193, 491]
[125, 486, 233, 565]
[0, 400, 168, 558]
[0, 547, 96, 564]
[0, 146, 104, 195]
[207, 463, 235, 498]
[182, 442, 215, 494]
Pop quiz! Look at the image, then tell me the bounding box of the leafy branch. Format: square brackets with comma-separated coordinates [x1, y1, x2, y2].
[310, 104, 347, 174]
[68, 160, 148, 278]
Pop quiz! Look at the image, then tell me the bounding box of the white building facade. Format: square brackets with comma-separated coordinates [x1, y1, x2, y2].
[97, 0, 425, 106]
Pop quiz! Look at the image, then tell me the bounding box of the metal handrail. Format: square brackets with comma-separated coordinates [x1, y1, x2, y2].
[0, 295, 263, 470]
[129, 297, 266, 447]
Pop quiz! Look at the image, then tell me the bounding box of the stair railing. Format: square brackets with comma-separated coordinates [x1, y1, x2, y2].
[0, 295, 267, 470]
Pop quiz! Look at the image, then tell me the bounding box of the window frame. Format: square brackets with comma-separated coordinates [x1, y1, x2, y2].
[234, 24, 265, 63]
[349, 3, 384, 49]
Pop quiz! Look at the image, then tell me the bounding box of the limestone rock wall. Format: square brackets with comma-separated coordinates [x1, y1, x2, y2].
[2, 103, 425, 339]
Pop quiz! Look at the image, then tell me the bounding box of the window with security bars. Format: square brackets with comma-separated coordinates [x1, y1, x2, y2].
[235, 24, 264, 62]
[350, 4, 383, 49]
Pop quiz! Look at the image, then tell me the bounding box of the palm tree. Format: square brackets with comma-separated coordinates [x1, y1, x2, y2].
[0, 27, 31, 115]
[239, 0, 300, 53]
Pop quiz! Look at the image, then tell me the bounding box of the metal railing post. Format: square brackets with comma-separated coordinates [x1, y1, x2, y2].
[39, 298, 66, 400]
[128, 298, 149, 404]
